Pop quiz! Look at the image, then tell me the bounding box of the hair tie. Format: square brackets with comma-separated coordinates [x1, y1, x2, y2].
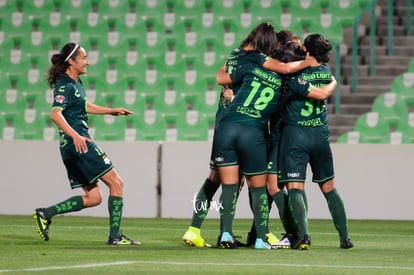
[64, 44, 80, 62]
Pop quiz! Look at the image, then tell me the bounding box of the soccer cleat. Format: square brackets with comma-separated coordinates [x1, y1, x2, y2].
[292, 234, 311, 250]
[182, 226, 211, 247]
[340, 238, 354, 249]
[33, 208, 51, 241]
[265, 232, 280, 248]
[218, 232, 238, 249]
[254, 238, 272, 249]
[107, 232, 141, 245]
[273, 234, 291, 249]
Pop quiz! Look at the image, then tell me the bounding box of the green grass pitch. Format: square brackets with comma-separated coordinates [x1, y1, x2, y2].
[0, 215, 413, 274]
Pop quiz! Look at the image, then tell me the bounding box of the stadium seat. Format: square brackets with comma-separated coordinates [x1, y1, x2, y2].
[287, 0, 323, 28]
[396, 112, 414, 144]
[135, 109, 167, 141]
[193, 77, 220, 126]
[248, 0, 283, 25]
[40, 112, 59, 141]
[136, 0, 168, 20]
[93, 115, 127, 141]
[328, 0, 364, 27]
[336, 131, 361, 144]
[139, 54, 167, 103]
[371, 92, 408, 129]
[173, 0, 206, 19]
[158, 37, 186, 75]
[114, 77, 148, 115]
[176, 110, 209, 141]
[1, 75, 27, 121]
[153, 82, 188, 125]
[390, 73, 414, 107]
[13, 110, 44, 140]
[277, 14, 304, 40]
[137, 17, 167, 54]
[308, 14, 344, 44]
[354, 112, 391, 143]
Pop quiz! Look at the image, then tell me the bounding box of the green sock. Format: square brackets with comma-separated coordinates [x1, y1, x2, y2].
[272, 190, 296, 235]
[250, 186, 269, 240]
[108, 196, 123, 238]
[43, 196, 84, 219]
[288, 189, 309, 238]
[191, 178, 220, 228]
[325, 188, 349, 240]
[219, 183, 239, 235]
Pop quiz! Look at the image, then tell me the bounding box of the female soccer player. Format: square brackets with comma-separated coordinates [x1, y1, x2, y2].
[278, 34, 354, 250]
[33, 42, 139, 245]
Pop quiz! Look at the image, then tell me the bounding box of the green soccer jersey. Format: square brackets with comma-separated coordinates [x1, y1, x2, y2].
[222, 62, 282, 131]
[283, 64, 332, 127]
[51, 74, 90, 139]
[214, 48, 270, 127]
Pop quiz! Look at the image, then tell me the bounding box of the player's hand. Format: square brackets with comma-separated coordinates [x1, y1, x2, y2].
[222, 86, 234, 102]
[73, 134, 91, 154]
[110, 107, 134, 116]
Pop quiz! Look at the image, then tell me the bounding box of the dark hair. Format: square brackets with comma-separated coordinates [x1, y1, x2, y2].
[276, 30, 300, 48]
[240, 22, 278, 56]
[303, 33, 332, 63]
[47, 42, 80, 88]
[271, 40, 306, 121]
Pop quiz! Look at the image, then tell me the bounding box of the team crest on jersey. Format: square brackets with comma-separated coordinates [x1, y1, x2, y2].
[55, 95, 65, 103]
[297, 76, 307, 85]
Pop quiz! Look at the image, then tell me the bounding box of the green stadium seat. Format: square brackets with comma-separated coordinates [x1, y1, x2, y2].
[354, 112, 391, 143]
[193, 80, 220, 126]
[139, 54, 167, 103]
[135, 109, 167, 141]
[248, 0, 282, 25]
[93, 115, 127, 141]
[114, 77, 148, 115]
[40, 112, 59, 141]
[173, 0, 206, 18]
[137, 17, 167, 54]
[13, 110, 44, 140]
[328, 0, 363, 27]
[390, 73, 414, 107]
[287, 0, 323, 28]
[176, 110, 209, 141]
[396, 113, 414, 144]
[158, 38, 186, 75]
[371, 92, 408, 129]
[1, 74, 27, 121]
[336, 131, 361, 144]
[153, 84, 188, 125]
[308, 14, 344, 44]
[278, 14, 304, 40]
[136, 0, 168, 20]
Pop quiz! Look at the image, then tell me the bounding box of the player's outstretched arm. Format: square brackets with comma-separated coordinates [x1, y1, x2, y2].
[86, 102, 133, 116]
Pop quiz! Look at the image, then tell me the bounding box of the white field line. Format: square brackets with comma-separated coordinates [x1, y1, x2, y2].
[1, 260, 414, 273]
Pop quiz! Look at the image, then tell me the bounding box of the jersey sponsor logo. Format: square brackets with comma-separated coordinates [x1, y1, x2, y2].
[236, 106, 261, 118]
[287, 172, 300, 178]
[252, 68, 281, 85]
[301, 72, 331, 81]
[297, 117, 325, 127]
[215, 156, 224, 163]
[55, 95, 65, 103]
